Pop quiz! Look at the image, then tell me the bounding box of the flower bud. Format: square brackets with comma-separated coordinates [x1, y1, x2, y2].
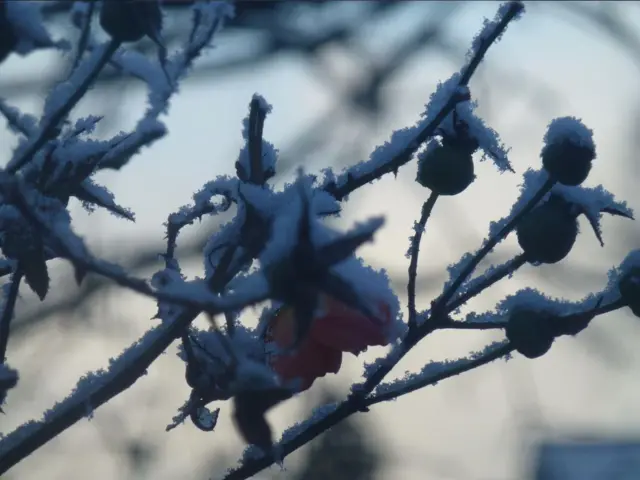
[100, 0, 162, 43]
[541, 116, 595, 186]
[505, 309, 554, 359]
[416, 142, 475, 196]
[516, 194, 578, 264]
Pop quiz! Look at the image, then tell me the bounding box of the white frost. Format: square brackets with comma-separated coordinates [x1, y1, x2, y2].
[543, 116, 595, 151]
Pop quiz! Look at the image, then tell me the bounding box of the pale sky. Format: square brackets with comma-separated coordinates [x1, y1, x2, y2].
[2, 2, 640, 480]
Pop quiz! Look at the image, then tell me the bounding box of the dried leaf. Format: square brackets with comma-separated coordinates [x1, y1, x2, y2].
[19, 247, 49, 300]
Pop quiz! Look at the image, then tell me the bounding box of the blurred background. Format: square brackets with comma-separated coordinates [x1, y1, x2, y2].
[1, 1, 640, 479]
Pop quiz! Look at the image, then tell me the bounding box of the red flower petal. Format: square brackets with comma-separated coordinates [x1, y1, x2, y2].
[311, 294, 391, 353]
[265, 295, 393, 392]
[266, 306, 342, 391]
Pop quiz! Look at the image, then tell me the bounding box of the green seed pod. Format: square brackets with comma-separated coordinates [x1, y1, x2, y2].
[100, 0, 163, 43]
[516, 194, 578, 264]
[416, 143, 475, 196]
[541, 117, 595, 186]
[505, 309, 555, 359]
[618, 267, 640, 317]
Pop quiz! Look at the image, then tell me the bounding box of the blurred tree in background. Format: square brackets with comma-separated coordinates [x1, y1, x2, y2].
[2, 2, 640, 479]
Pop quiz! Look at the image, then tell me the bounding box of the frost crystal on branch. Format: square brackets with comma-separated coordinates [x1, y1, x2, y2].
[423, 75, 512, 173]
[541, 116, 596, 186]
[468, 2, 524, 61]
[543, 116, 595, 151]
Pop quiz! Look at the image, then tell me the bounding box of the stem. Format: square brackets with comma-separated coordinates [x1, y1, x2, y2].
[70, 0, 97, 73]
[440, 319, 508, 330]
[0, 307, 194, 474]
[446, 252, 528, 313]
[325, 2, 524, 201]
[223, 341, 515, 479]
[459, 2, 524, 86]
[326, 90, 469, 202]
[0, 246, 245, 475]
[367, 342, 515, 405]
[430, 178, 554, 320]
[407, 192, 439, 331]
[8, 39, 121, 174]
[247, 97, 267, 185]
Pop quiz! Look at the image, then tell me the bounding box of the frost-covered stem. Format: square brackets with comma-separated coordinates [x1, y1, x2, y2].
[70, 0, 97, 73]
[407, 192, 439, 331]
[224, 404, 355, 480]
[0, 307, 195, 475]
[225, 285, 626, 480]
[429, 178, 554, 320]
[9, 188, 264, 312]
[325, 2, 523, 201]
[325, 89, 470, 201]
[459, 2, 524, 85]
[0, 268, 22, 363]
[446, 252, 528, 313]
[247, 97, 267, 185]
[231, 181, 557, 477]
[7, 39, 121, 174]
[223, 341, 515, 480]
[0, 243, 247, 475]
[439, 319, 507, 330]
[360, 254, 530, 402]
[164, 193, 233, 264]
[366, 342, 515, 405]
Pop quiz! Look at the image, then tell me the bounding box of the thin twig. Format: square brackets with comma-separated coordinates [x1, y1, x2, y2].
[367, 342, 515, 405]
[439, 319, 508, 330]
[446, 252, 528, 313]
[0, 244, 248, 475]
[407, 192, 439, 331]
[0, 307, 195, 474]
[222, 342, 515, 479]
[70, 0, 97, 73]
[6, 184, 261, 314]
[247, 96, 267, 185]
[430, 178, 554, 320]
[164, 185, 234, 264]
[324, 90, 469, 201]
[458, 3, 524, 85]
[325, 1, 524, 201]
[7, 39, 121, 174]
